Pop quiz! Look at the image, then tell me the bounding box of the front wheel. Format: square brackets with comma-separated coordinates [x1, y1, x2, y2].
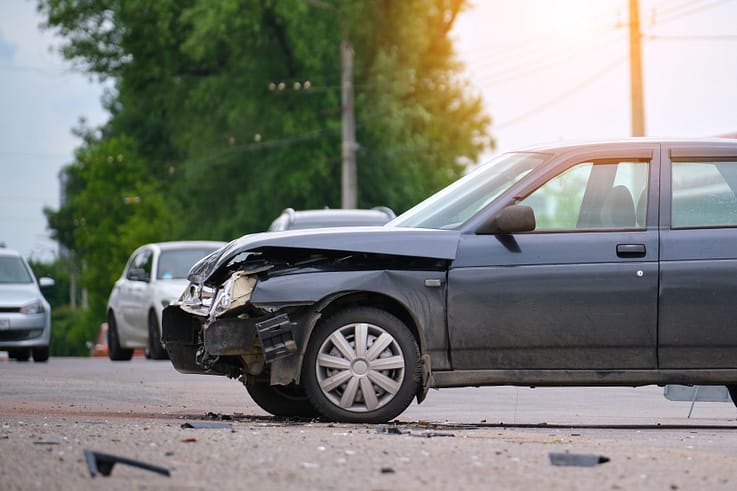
[107, 313, 134, 361]
[245, 381, 318, 418]
[32, 347, 49, 362]
[302, 307, 421, 423]
[145, 311, 168, 360]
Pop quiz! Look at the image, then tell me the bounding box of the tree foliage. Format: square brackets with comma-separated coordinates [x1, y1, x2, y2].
[37, 0, 493, 351]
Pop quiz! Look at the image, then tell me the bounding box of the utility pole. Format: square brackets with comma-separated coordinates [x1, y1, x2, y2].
[629, 0, 646, 136]
[306, 0, 357, 208]
[340, 39, 357, 209]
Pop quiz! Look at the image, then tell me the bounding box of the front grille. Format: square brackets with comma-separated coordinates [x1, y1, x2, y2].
[0, 329, 43, 341]
[0, 307, 21, 313]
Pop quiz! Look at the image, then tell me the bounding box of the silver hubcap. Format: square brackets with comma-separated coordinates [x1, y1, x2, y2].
[315, 322, 405, 413]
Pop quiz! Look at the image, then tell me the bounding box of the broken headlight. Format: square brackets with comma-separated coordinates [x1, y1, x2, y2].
[180, 282, 216, 317]
[209, 271, 258, 318]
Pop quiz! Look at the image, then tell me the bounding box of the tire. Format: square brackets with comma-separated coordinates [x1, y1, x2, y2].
[145, 311, 168, 360]
[32, 347, 49, 362]
[107, 312, 134, 361]
[301, 307, 421, 423]
[9, 349, 30, 362]
[246, 381, 319, 418]
[728, 385, 737, 408]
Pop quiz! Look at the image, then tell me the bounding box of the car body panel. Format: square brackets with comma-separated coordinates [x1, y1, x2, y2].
[251, 268, 451, 370]
[658, 143, 737, 368]
[189, 228, 461, 284]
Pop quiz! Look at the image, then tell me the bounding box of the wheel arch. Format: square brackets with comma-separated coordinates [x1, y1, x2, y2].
[316, 291, 423, 351]
[269, 290, 427, 387]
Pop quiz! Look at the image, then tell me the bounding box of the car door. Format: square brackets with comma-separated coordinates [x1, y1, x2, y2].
[658, 142, 737, 368]
[119, 248, 152, 343]
[448, 145, 660, 370]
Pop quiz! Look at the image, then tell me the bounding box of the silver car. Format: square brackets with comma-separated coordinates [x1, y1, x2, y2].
[106, 241, 225, 360]
[0, 247, 54, 362]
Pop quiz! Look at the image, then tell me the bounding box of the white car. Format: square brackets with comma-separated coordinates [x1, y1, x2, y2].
[106, 241, 225, 360]
[0, 247, 54, 362]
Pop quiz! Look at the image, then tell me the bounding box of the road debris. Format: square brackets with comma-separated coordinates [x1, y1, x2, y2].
[375, 425, 454, 438]
[83, 449, 170, 478]
[548, 452, 610, 467]
[181, 421, 233, 430]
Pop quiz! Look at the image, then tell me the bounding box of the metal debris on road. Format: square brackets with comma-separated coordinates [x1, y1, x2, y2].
[181, 421, 233, 429]
[548, 452, 610, 467]
[84, 449, 171, 478]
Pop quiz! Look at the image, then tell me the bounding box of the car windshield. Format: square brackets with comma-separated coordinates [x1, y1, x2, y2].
[389, 152, 551, 229]
[0, 256, 34, 284]
[157, 248, 221, 280]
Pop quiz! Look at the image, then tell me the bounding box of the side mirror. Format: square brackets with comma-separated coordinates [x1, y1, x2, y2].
[128, 268, 150, 282]
[38, 277, 55, 288]
[477, 205, 536, 235]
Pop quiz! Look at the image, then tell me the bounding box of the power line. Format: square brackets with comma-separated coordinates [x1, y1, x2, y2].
[653, 0, 735, 25]
[471, 31, 625, 87]
[464, 22, 621, 73]
[492, 56, 627, 130]
[649, 0, 709, 19]
[0, 64, 75, 78]
[459, 1, 628, 60]
[646, 34, 737, 40]
[0, 151, 69, 159]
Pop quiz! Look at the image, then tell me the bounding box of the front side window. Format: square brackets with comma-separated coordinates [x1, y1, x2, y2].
[520, 160, 649, 231]
[127, 249, 152, 281]
[671, 161, 737, 228]
[0, 256, 33, 284]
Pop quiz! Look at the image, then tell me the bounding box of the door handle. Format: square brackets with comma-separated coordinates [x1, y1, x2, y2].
[616, 244, 646, 257]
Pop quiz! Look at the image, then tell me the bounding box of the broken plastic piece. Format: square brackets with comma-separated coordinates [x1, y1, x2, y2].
[548, 452, 610, 467]
[255, 314, 298, 362]
[181, 421, 233, 429]
[414, 430, 454, 438]
[84, 449, 171, 477]
[375, 424, 405, 435]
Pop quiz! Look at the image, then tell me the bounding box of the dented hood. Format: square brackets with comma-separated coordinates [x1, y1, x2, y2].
[188, 226, 461, 283]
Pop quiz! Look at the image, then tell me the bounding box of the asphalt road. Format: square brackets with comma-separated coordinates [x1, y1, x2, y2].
[1, 357, 736, 490]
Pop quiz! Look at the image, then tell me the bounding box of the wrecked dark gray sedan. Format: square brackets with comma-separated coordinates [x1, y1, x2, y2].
[163, 138, 737, 423]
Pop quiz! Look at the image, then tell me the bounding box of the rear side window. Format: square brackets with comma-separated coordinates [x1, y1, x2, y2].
[671, 161, 737, 228]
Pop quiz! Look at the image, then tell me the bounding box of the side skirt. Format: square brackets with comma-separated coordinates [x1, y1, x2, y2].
[431, 369, 737, 388]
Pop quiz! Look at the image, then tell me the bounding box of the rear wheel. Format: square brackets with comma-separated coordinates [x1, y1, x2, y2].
[145, 311, 168, 360]
[107, 312, 134, 361]
[727, 385, 737, 408]
[246, 381, 318, 418]
[32, 347, 49, 362]
[302, 307, 421, 423]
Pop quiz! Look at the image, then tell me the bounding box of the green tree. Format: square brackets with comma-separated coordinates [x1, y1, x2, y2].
[37, 0, 492, 349]
[44, 132, 174, 341]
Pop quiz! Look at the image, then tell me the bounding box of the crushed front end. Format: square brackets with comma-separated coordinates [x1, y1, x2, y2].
[162, 252, 301, 381]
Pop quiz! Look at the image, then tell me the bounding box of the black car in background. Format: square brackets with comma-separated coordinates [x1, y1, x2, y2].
[164, 138, 737, 423]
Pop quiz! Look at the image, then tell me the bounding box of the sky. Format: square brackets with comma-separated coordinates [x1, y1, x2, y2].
[1, 0, 736, 261]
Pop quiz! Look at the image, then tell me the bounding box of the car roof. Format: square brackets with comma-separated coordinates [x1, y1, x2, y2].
[269, 207, 396, 231]
[152, 241, 226, 251]
[510, 137, 737, 155]
[0, 248, 23, 258]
